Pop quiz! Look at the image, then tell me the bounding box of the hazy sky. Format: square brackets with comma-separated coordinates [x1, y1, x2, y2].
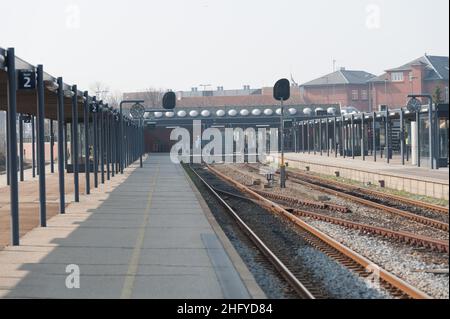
[1, 0, 448, 94]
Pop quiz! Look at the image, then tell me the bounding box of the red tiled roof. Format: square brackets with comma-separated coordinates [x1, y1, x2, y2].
[176, 95, 305, 108]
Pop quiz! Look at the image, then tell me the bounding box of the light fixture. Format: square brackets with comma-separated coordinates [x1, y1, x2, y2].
[228, 109, 237, 117]
[201, 110, 211, 117]
[252, 109, 261, 116]
[216, 110, 225, 117]
[240, 109, 249, 116]
[64, 90, 75, 98]
[44, 80, 58, 92]
[177, 110, 187, 117]
[264, 109, 274, 116]
[327, 107, 337, 115]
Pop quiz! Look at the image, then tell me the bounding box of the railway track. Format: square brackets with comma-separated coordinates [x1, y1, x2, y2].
[187, 165, 316, 299]
[245, 164, 449, 232]
[207, 164, 433, 299]
[290, 169, 448, 215]
[215, 187, 449, 253]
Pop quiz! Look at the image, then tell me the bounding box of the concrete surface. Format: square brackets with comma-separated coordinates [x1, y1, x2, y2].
[0, 154, 254, 299]
[267, 152, 449, 200]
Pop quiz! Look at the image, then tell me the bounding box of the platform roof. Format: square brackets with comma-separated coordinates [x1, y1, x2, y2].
[0, 47, 94, 121]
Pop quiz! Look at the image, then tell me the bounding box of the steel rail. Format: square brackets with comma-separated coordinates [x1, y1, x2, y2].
[188, 165, 315, 299]
[288, 175, 449, 232]
[207, 164, 432, 299]
[287, 169, 448, 215]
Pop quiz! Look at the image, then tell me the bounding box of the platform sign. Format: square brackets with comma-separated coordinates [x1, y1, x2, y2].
[130, 102, 146, 119]
[407, 98, 422, 113]
[18, 70, 36, 90]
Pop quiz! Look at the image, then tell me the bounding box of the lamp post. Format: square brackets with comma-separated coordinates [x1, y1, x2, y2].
[119, 100, 145, 174]
[408, 95, 436, 169]
[273, 79, 291, 189]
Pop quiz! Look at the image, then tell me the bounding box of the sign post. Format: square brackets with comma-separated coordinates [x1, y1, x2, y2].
[273, 79, 291, 189]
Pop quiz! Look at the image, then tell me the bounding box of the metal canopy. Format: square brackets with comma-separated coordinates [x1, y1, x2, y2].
[0, 48, 89, 121]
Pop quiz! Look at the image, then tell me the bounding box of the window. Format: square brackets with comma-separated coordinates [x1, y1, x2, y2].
[351, 90, 359, 101]
[391, 72, 404, 82]
[361, 90, 368, 100]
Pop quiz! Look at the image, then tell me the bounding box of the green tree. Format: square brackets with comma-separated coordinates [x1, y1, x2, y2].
[433, 86, 443, 104]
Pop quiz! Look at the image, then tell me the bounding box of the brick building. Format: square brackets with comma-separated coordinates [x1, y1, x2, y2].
[369, 55, 449, 108]
[299, 68, 376, 112]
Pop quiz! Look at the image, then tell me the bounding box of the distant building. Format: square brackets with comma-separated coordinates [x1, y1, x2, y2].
[369, 55, 449, 108]
[125, 85, 306, 109]
[299, 68, 376, 112]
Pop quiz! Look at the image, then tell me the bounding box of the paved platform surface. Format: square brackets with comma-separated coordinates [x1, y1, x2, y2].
[267, 152, 449, 199]
[0, 163, 96, 249]
[280, 153, 449, 183]
[0, 155, 253, 299]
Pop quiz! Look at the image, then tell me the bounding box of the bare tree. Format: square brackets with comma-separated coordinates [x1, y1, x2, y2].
[141, 88, 165, 108]
[105, 90, 123, 109]
[89, 81, 110, 102]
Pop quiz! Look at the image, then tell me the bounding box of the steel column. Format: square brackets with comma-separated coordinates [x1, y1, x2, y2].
[319, 119, 323, 156]
[326, 118, 329, 157]
[416, 111, 421, 167]
[428, 99, 434, 169]
[100, 108, 105, 184]
[386, 107, 390, 164]
[6, 48, 20, 246]
[106, 110, 111, 181]
[92, 98, 99, 188]
[83, 91, 90, 195]
[333, 117, 337, 157]
[400, 108, 405, 165]
[351, 115, 355, 159]
[307, 121, 310, 154]
[50, 120, 55, 173]
[57, 78, 66, 214]
[37, 65, 47, 227]
[71, 85, 79, 202]
[361, 114, 365, 161]
[31, 115, 36, 177]
[19, 114, 24, 181]
[6, 111, 10, 186]
[373, 112, 377, 162]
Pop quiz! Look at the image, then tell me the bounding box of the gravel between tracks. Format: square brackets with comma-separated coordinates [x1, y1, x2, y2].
[211, 163, 449, 299]
[216, 164, 449, 241]
[303, 218, 449, 299]
[192, 166, 392, 299]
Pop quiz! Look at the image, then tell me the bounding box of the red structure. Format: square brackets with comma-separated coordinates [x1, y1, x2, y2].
[299, 68, 376, 112]
[369, 55, 449, 108]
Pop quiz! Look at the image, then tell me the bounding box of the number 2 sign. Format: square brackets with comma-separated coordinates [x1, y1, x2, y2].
[18, 70, 36, 90]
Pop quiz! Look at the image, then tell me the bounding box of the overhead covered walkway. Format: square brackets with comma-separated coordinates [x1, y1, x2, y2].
[0, 155, 258, 299]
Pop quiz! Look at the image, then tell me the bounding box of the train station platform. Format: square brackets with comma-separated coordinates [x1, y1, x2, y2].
[266, 153, 449, 200]
[0, 154, 261, 299]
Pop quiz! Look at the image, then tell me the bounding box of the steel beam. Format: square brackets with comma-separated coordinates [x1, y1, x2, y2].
[83, 91, 90, 195]
[37, 65, 47, 227]
[19, 114, 24, 181]
[6, 48, 20, 246]
[72, 85, 79, 202]
[57, 77, 66, 214]
[31, 115, 36, 177]
[50, 120, 55, 173]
